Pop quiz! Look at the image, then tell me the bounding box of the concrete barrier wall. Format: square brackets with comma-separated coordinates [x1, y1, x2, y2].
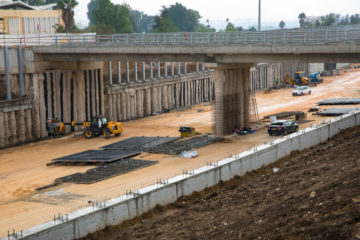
[5, 110, 360, 240]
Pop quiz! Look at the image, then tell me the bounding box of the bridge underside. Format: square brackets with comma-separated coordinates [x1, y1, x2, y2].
[214, 64, 251, 136]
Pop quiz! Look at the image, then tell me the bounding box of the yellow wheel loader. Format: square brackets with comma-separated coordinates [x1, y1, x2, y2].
[46, 116, 123, 139]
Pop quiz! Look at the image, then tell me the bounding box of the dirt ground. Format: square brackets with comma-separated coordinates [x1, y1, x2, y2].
[83, 125, 360, 240]
[0, 66, 360, 237]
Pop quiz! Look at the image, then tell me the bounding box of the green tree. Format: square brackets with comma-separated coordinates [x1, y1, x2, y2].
[198, 24, 216, 32]
[298, 12, 306, 28]
[130, 10, 155, 33]
[320, 13, 336, 26]
[225, 22, 237, 32]
[90, 0, 133, 34]
[248, 26, 257, 31]
[153, 3, 201, 32]
[87, 0, 97, 25]
[350, 14, 360, 24]
[57, 0, 78, 33]
[279, 20, 285, 29]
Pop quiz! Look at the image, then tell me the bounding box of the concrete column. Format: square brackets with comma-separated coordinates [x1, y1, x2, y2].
[126, 93, 131, 120]
[32, 74, 41, 138]
[38, 73, 47, 137]
[145, 88, 151, 116]
[99, 68, 105, 116]
[134, 61, 138, 83]
[17, 45, 25, 98]
[62, 72, 70, 133]
[164, 61, 168, 78]
[116, 93, 121, 121]
[136, 90, 143, 117]
[151, 87, 157, 114]
[162, 86, 168, 110]
[184, 82, 188, 107]
[9, 111, 17, 145]
[4, 46, 11, 100]
[196, 62, 199, 73]
[0, 112, 4, 147]
[243, 66, 251, 126]
[177, 62, 181, 76]
[142, 62, 146, 81]
[171, 62, 174, 76]
[117, 61, 122, 84]
[25, 109, 32, 141]
[236, 69, 244, 129]
[214, 70, 225, 136]
[108, 61, 113, 85]
[86, 71, 91, 120]
[157, 86, 162, 112]
[91, 71, 96, 117]
[184, 62, 187, 74]
[157, 61, 161, 79]
[93, 69, 99, 116]
[16, 109, 26, 143]
[168, 85, 173, 109]
[130, 94, 136, 119]
[126, 61, 130, 84]
[108, 94, 113, 121]
[4, 113, 9, 146]
[149, 61, 153, 80]
[121, 93, 126, 120]
[202, 63, 205, 72]
[113, 94, 118, 120]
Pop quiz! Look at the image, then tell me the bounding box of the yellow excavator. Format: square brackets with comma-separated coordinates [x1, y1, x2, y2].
[284, 72, 311, 86]
[46, 116, 123, 139]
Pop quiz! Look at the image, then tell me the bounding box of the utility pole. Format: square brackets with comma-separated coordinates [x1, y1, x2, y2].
[258, 0, 261, 31]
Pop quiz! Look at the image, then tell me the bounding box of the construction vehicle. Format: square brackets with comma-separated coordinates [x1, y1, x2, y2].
[308, 73, 323, 84]
[178, 126, 196, 137]
[46, 116, 123, 138]
[283, 72, 311, 86]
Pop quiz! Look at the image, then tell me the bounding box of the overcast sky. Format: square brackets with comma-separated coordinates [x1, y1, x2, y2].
[74, 0, 360, 28]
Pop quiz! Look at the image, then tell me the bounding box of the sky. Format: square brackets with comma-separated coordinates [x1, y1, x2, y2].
[74, 0, 360, 29]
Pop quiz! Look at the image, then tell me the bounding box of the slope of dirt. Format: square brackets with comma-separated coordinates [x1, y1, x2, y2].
[83, 125, 360, 240]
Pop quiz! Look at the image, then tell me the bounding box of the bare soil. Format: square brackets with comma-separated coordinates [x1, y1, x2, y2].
[83, 125, 360, 240]
[0, 66, 360, 236]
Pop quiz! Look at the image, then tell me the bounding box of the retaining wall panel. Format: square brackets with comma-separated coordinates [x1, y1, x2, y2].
[105, 203, 129, 226]
[228, 159, 242, 178]
[26, 222, 74, 240]
[240, 156, 251, 175]
[329, 120, 340, 138]
[356, 113, 360, 125]
[182, 170, 218, 196]
[220, 164, 231, 181]
[75, 211, 106, 239]
[141, 184, 178, 212]
[320, 125, 330, 143]
[276, 139, 292, 159]
[299, 129, 320, 151]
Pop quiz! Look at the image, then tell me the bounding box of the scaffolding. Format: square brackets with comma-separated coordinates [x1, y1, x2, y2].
[249, 91, 259, 123]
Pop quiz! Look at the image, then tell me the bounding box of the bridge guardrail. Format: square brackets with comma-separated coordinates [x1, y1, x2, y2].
[1, 29, 360, 47]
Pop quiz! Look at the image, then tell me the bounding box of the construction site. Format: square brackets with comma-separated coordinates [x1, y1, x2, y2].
[0, 41, 360, 239]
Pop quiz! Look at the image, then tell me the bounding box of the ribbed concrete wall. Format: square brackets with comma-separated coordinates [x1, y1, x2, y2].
[11, 110, 360, 240]
[105, 71, 214, 121]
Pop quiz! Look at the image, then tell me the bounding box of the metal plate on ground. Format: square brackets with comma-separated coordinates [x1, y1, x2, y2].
[55, 159, 158, 184]
[264, 111, 303, 119]
[101, 137, 180, 150]
[314, 108, 359, 116]
[52, 150, 141, 163]
[148, 136, 224, 155]
[317, 98, 360, 105]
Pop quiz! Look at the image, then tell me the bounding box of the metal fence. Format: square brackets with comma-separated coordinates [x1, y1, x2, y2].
[1, 28, 360, 47]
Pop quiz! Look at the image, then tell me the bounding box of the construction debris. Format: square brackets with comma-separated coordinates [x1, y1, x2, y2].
[313, 108, 359, 116]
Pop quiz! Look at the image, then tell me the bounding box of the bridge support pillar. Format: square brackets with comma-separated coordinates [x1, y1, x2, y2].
[214, 64, 252, 136]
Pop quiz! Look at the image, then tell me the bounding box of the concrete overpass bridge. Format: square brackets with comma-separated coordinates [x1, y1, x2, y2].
[4, 28, 360, 136]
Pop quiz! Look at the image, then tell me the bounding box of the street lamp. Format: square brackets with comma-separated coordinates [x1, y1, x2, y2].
[258, 0, 261, 31]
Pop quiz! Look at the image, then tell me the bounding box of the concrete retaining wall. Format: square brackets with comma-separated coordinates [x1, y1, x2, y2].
[7, 109, 359, 240]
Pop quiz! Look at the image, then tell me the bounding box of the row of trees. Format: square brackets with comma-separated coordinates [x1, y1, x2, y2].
[298, 12, 360, 28]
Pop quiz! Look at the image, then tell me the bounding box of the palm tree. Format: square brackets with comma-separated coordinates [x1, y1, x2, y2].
[279, 20, 285, 29]
[57, 0, 78, 33]
[298, 12, 306, 28]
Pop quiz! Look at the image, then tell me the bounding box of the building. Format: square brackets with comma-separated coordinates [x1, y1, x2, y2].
[0, 0, 63, 34]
